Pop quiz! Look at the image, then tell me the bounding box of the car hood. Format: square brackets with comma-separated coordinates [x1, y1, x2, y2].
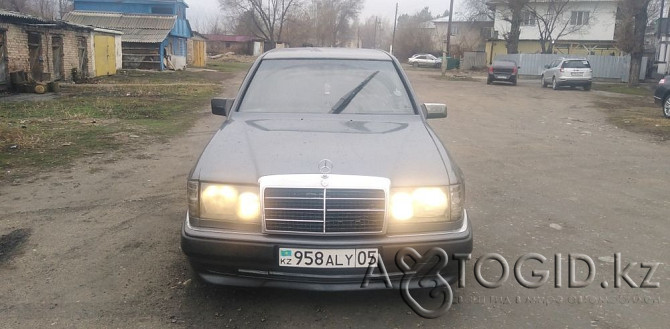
[192, 113, 453, 187]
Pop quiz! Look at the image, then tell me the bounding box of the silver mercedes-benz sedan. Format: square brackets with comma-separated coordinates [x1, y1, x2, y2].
[181, 48, 472, 291]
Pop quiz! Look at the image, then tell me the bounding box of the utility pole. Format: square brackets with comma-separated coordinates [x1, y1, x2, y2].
[442, 0, 454, 76]
[391, 2, 399, 55]
[373, 16, 379, 49]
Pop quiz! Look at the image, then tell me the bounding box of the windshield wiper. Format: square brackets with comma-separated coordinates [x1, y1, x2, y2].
[330, 71, 380, 114]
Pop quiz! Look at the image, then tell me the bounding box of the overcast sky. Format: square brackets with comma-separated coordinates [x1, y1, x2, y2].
[187, 0, 466, 32]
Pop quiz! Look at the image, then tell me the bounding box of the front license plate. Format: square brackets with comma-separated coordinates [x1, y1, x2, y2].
[278, 248, 378, 268]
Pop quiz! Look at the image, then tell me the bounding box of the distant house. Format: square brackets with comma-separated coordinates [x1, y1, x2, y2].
[422, 18, 494, 57]
[486, 0, 620, 61]
[204, 35, 264, 56]
[66, 0, 193, 70]
[0, 9, 121, 90]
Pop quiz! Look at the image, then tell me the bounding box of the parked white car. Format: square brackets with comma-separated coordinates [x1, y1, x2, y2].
[408, 54, 442, 68]
[540, 58, 593, 91]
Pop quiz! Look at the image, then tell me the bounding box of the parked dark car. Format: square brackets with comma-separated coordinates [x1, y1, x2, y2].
[653, 76, 670, 118]
[181, 48, 472, 291]
[487, 60, 519, 85]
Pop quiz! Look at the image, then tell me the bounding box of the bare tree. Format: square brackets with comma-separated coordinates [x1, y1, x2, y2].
[486, 0, 531, 54]
[394, 7, 438, 61]
[312, 0, 363, 47]
[616, 0, 652, 86]
[525, 0, 598, 54]
[463, 0, 495, 21]
[220, 0, 300, 44]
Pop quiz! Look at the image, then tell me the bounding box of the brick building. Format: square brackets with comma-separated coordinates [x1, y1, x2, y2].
[0, 10, 121, 90]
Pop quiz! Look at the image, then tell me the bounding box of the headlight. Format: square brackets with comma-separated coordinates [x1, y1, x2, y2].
[390, 185, 463, 222]
[189, 181, 260, 221]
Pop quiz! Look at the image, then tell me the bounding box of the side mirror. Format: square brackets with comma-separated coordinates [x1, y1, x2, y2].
[422, 103, 447, 119]
[544, 64, 550, 69]
[211, 98, 235, 116]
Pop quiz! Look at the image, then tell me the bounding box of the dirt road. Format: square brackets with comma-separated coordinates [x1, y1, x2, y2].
[1, 69, 668, 328]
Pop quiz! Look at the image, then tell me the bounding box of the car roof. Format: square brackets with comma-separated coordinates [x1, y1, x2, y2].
[263, 48, 393, 61]
[561, 58, 588, 61]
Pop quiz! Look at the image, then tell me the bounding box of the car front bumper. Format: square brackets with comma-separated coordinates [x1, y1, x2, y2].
[181, 211, 473, 291]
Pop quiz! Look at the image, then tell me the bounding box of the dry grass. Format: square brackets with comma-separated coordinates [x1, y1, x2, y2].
[594, 96, 670, 141]
[0, 64, 250, 176]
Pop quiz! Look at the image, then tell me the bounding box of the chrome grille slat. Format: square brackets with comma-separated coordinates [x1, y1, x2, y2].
[262, 185, 386, 235]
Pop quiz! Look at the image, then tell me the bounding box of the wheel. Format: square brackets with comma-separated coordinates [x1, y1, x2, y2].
[541, 75, 547, 88]
[412, 62, 418, 68]
[584, 83, 592, 91]
[552, 77, 559, 90]
[664, 95, 670, 118]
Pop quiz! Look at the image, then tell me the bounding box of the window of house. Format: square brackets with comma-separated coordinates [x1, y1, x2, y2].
[151, 6, 173, 14]
[570, 11, 589, 25]
[521, 11, 535, 26]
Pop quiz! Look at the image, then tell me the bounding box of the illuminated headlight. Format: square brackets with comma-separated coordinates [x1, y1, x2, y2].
[390, 185, 464, 222]
[188, 181, 260, 221]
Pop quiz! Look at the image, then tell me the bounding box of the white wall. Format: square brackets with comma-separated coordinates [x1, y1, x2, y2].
[115, 35, 122, 70]
[172, 55, 186, 70]
[493, 0, 618, 42]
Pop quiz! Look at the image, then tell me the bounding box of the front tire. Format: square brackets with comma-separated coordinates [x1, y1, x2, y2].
[552, 77, 559, 90]
[541, 75, 547, 88]
[664, 95, 670, 118]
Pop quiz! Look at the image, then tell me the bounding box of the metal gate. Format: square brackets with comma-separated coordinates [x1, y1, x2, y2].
[52, 36, 64, 80]
[494, 53, 649, 82]
[0, 31, 7, 88]
[94, 34, 116, 76]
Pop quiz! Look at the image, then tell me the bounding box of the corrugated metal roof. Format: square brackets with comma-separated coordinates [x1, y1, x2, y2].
[118, 28, 171, 43]
[0, 9, 48, 23]
[65, 11, 176, 30]
[64, 11, 175, 43]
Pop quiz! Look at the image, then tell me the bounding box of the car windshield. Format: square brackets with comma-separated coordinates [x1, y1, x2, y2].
[562, 60, 591, 69]
[238, 59, 415, 114]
